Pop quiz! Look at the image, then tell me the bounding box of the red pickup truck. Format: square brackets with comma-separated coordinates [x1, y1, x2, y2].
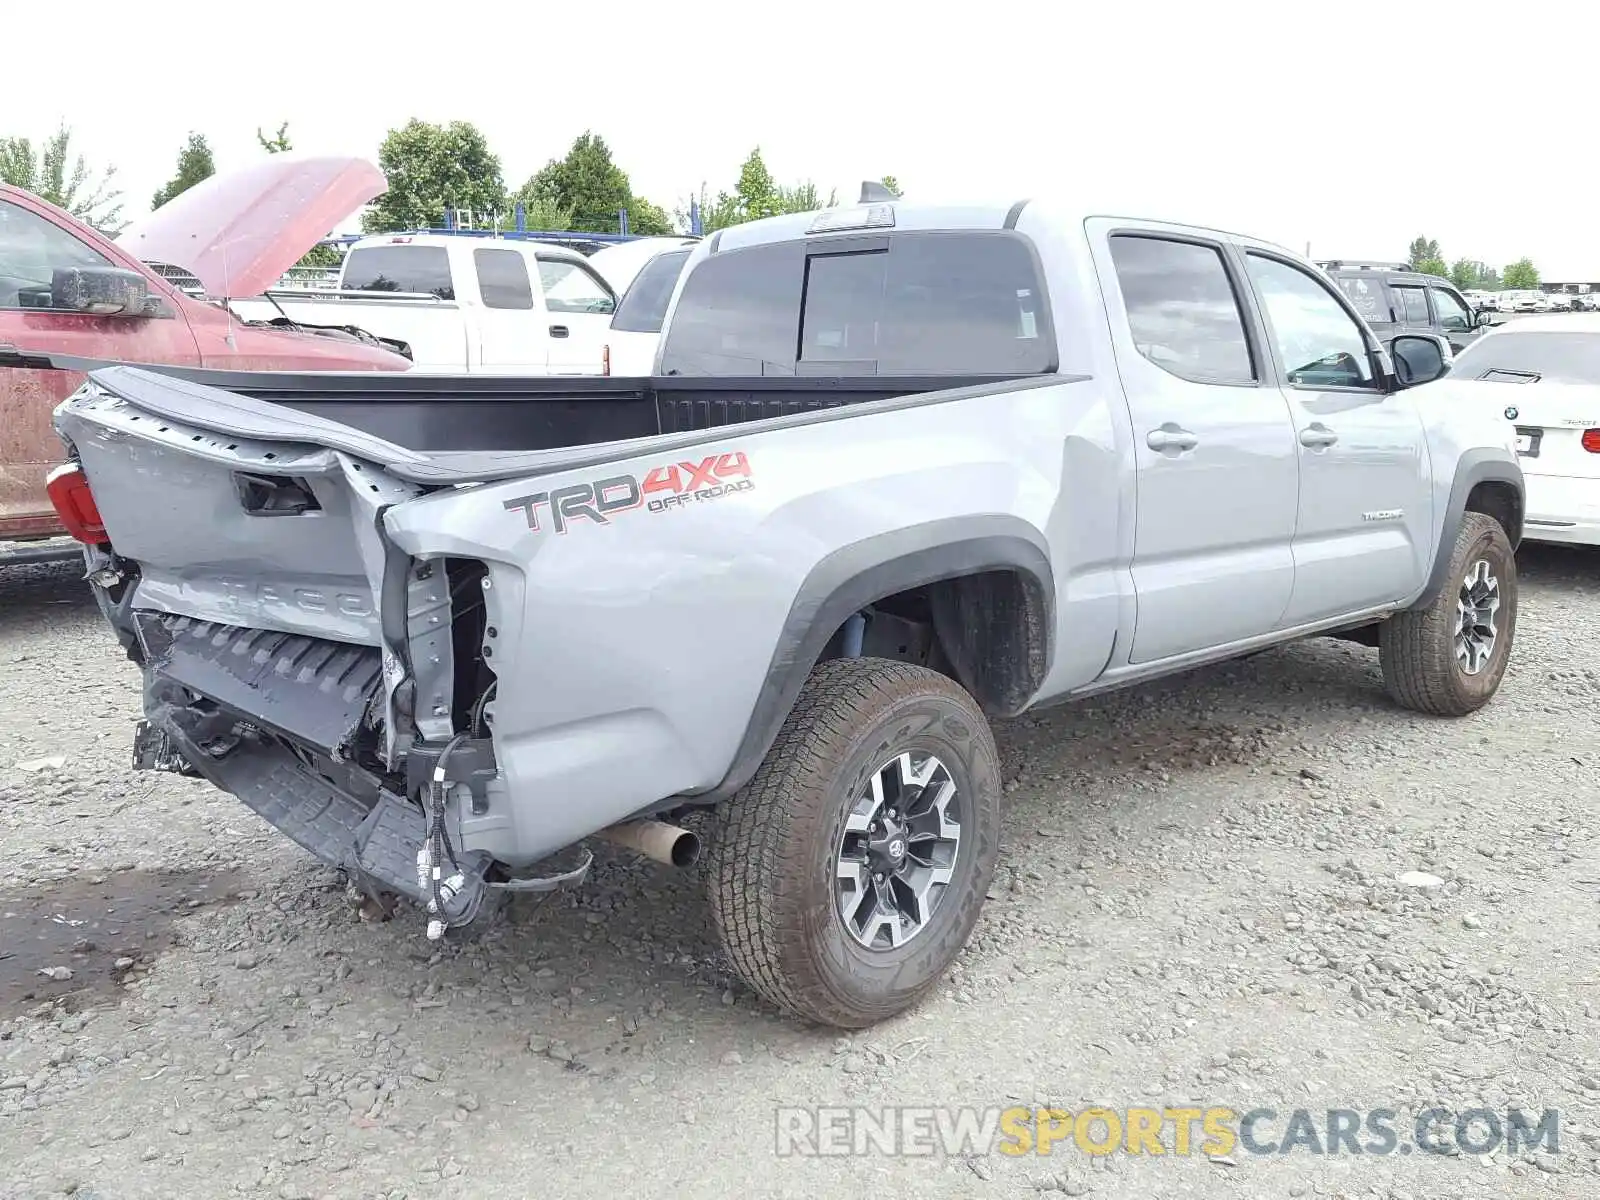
[1, 156, 411, 563]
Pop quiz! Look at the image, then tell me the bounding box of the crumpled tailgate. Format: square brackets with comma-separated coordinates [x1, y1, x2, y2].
[55, 372, 423, 646]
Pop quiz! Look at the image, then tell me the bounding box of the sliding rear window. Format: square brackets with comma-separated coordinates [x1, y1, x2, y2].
[658, 231, 1055, 376]
[610, 248, 692, 333]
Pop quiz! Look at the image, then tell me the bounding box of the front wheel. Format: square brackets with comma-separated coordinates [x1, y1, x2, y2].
[708, 658, 1001, 1028]
[1380, 511, 1517, 716]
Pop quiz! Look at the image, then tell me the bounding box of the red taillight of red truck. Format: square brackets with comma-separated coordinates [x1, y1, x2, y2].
[45, 462, 108, 544]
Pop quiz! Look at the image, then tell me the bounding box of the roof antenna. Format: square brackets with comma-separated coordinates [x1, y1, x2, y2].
[858, 180, 896, 203]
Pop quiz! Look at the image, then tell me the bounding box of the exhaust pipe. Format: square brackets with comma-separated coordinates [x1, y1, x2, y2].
[594, 819, 701, 868]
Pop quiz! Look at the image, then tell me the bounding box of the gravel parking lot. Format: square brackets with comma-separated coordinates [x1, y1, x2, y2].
[2, 547, 1598, 1200]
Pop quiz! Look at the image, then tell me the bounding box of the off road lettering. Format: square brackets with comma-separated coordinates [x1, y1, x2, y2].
[505, 453, 754, 534]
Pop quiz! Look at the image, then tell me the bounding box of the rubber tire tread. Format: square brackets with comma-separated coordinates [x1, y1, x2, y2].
[708, 657, 997, 1028]
[1379, 511, 1516, 717]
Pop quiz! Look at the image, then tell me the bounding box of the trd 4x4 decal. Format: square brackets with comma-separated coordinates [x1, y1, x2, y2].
[503, 451, 754, 535]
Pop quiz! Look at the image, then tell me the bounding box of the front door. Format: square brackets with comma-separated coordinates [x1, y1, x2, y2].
[534, 255, 616, 374]
[0, 196, 199, 537]
[1090, 224, 1301, 664]
[1240, 251, 1431, 625]
[1426, 282, 1483, 352]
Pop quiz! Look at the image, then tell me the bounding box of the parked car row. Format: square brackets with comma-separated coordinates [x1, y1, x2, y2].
[1467, 289, 1600, 313]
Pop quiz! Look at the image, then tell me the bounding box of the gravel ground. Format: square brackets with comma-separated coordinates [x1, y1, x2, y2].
[1, 546, 1598, 1200]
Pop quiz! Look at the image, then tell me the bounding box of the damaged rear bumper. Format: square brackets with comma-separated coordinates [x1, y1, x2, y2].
[130, 611, 492, 911]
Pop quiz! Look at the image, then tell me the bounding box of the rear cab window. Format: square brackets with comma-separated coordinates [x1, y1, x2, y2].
[611, 249, 692, 333]
[342, 246, 455, 299]
[658, 230, 1055, 376]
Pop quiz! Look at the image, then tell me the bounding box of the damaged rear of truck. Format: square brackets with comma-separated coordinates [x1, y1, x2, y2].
[52, 197, 1085, 1027]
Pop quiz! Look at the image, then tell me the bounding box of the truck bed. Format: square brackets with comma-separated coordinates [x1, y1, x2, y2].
[49, 358, 1022, 459]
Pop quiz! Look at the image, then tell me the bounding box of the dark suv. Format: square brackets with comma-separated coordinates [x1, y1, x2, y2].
[1318, 261, 1494, 354]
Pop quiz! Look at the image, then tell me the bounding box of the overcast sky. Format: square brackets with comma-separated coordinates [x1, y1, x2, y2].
[11, 1, 1594, 277]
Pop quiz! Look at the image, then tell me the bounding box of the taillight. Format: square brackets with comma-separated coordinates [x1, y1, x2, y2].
[45, 462, 107, 544]
[1583, 428, 1600, 454]
[602, 344, 611, 377]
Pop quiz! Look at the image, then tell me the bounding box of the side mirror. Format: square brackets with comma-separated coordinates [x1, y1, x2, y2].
[1391, 333, 1451, 388]
[50, 266, 151, 318]
[1475, 308, 1495, 327]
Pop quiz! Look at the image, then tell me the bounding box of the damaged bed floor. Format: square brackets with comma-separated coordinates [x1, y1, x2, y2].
[1, 549, 1598, 1200]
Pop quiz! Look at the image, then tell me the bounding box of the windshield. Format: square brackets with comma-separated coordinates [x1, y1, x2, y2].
[610, 249, 692, 333]
[1453, 330, 1600, 384]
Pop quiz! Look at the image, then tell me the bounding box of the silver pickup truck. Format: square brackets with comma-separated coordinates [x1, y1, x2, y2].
[48, 195, 1524, 1029]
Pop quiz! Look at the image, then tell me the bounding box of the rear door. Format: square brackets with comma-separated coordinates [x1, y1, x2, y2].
[534, 255, 616, 374]
[0, 194, 199, 537]
[471, 246, 550, 373]
[1240, 249, 1431, 623]
[1088, 222, 1300, 663]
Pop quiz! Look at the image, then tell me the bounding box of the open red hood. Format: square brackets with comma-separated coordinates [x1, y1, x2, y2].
[115, 156, 386, 299]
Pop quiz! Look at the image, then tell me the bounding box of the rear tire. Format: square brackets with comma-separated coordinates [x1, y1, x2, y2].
[1380, 511, 1517, 716]
[708, 658, 1001, 1028]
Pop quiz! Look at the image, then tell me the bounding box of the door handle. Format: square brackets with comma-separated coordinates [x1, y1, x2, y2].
[548, 325, 569, 339]
[1299, 423, 1339, 449]
[1146, 425, 1199, 453]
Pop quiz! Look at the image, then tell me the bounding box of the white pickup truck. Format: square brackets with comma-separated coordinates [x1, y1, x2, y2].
[228, 235, 621, 375]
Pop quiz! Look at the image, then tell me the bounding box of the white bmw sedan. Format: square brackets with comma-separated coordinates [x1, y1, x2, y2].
[1450, 314, 1600, 547]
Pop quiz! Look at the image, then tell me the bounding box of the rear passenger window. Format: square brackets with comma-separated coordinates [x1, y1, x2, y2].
[342, 246, 454, 300]
[1108, 235, 1256, 385]
[474, 248, 533, 310]
[1393, 285, 1430, 325]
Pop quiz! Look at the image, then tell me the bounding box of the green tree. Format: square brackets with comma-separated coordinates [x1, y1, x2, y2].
[518, 131, 671, 234]
[257, 122, 292, 153]
[689, 148, 836, 232]
[0, 124, 124, 230]
[363, 119, 506, 233]
[508, 192, 573, 232]
[1449, 259, 1478, 291]
[879, 175, 903, 198]
[151, 133, 216, 210]
[625, 196, 675, 236]
[1406, 235, 1440, 269]
[1503, 258, 1540, 289]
